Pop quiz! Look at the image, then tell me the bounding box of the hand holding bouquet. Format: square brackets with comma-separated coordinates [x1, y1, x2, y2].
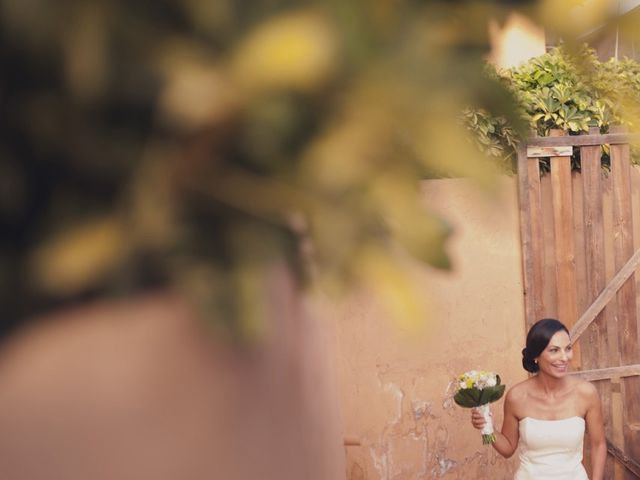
[453, 370, 506, 444]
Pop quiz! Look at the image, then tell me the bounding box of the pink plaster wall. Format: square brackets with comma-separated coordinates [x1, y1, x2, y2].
[336, 177, 528, 479]
[0, 262, 346, 480]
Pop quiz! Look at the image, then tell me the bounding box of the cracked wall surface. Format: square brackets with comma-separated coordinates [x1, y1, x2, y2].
[337, 177, 527, 479]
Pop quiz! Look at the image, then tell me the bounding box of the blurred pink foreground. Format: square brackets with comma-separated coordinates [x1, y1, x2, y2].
[0, 265, 344, 480]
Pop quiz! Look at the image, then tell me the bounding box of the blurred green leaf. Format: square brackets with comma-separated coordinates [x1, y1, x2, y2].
[3, 0, 633, 339]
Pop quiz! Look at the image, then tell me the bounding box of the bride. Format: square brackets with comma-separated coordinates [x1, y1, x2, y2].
[471, 318, 606, 479]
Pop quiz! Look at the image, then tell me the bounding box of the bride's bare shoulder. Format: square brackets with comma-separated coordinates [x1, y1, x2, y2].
[573, 377, 598, 398]
[503, 378, 534, 418]
[506, 378, 534, 402]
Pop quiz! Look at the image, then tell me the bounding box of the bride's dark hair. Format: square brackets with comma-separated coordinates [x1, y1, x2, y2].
[521, 318, 569, 373]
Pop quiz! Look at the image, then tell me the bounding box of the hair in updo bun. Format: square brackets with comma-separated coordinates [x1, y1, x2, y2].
[522, 318, 569, 374]
[522, 347, 538, 373]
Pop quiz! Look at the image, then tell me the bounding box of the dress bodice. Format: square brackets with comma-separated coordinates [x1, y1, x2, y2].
[515, 416, 588, 480]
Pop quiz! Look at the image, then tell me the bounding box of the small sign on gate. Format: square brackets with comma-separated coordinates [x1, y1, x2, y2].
[526, 145, 573, 158]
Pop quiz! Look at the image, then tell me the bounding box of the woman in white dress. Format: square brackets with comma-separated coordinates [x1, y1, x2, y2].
[471, 318, 606, 479]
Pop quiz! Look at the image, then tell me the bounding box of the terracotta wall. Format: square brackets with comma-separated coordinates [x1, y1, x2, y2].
[336, 177, 528, 479]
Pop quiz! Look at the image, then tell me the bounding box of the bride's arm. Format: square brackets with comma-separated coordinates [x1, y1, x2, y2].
[471, 389, 520, 458]
[583, 382, 606, 480]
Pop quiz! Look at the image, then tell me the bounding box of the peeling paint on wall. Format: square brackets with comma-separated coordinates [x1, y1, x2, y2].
[369, 444, 388, 478]
[337, 178, 527, 479]
[436, 456, 457, 476]
[411, 400, 433, 421]
[383, 382, 404, 424]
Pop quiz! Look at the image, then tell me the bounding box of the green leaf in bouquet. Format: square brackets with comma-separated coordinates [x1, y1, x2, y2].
[478, 386, 492, 405]
[489, 384, 506, 402]
[481, 384, 506, 405]
[454, 388, 481, 408]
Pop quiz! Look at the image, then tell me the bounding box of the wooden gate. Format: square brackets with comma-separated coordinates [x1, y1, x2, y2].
[518, 127, 640, 479]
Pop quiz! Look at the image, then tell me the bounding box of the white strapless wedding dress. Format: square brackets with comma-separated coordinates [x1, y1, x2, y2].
[515, 416, 588, 480]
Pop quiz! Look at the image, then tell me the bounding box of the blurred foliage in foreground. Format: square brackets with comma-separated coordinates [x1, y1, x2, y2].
[464, 44, 640, 173]
[0, 0, 615, 340]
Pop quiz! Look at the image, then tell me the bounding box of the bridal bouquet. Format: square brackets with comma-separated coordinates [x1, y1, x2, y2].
[453, 370, 506, 444]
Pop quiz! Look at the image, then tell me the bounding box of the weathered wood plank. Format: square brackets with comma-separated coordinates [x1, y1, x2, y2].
[579, 133, 613, 477]
[569, 364, 640, 382]
[613, 377, 627, 480]
[528, 157, 546, 324]
[580, 137, 608, 367]
[611, 135, 640, 473]
[527, 132, 640, 148]
[611, 139, 638, 329]
[527, 145, 573, 158]
[607, 437, 640, 478]
[518, 139, 548, 329]
[550, 130, 580, 367]
[517, 144, 537, 329]
[603, 170, 624, 480]
[540, 174, 558, 317]
[568, 248, 640, 342]
[573, 169, 587, 327]
[601, 172, 622, 375]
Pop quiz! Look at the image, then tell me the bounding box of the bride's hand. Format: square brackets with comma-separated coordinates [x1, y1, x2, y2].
[471, 407, 487, 430]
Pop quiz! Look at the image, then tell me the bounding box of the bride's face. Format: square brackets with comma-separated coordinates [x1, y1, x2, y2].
[536, 330, 572, 378]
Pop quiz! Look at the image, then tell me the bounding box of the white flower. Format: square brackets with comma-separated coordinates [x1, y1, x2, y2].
[455, 370, 499, 392]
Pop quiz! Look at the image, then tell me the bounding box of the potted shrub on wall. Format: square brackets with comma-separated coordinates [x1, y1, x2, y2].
[464, 45, 640, 174]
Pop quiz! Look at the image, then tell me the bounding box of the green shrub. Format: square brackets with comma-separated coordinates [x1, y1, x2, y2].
[593, 58, 640, 129]
[464, 45, 640, 173]
[462, 107, 519, 172]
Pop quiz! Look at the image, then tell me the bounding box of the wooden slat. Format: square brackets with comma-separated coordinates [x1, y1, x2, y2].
[549, 130, 580, 367]
[632, 167, 640, 265]
[569, 364, 640, 382]
[579, 129, 614, 478]
[568, 248, 640, 342]
[603, 168, 624, 480]
[517, 144, 536, 328]
[607, 438, 640, 478]
[613, 377, 627, 480]
[601, 172, 622, 381]
[540, 175, 558, 317]
[581, 135, 608, 367]
[527, 132, 640, 148]
[528, 157, 546, 323]
[573, 169, 587, 330]
[611, 135, 640, 471]
[611, 139, 638, 345]
[518, 145, 547, 329]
